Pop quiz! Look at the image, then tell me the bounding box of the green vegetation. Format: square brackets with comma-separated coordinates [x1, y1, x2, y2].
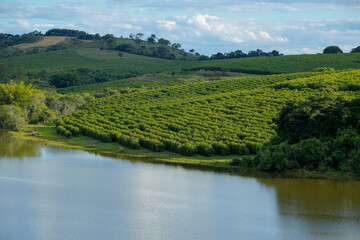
[0, 81, 47, 130]
[323, 46, 343, 54]
[1, 28, 360, 177]
[56, 70, 360, 159]
[0, 47, 216, 80]
[0, 81, 94, 130]
[0, 31, 43, 49]
[351, 46, 360, 53]
[255, 95, 360, 176]
[192, 53, 360, 74]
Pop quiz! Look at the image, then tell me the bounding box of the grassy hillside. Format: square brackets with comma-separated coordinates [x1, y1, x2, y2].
[194, 53, 360, 74]
[0, 47, 215, 78]
[56, 70, 360, 156]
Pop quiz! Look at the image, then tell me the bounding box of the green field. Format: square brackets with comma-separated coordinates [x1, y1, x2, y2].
[0, 48, 213, 76]
[57, 69, 360, 156]
[195, 53, 360, 74]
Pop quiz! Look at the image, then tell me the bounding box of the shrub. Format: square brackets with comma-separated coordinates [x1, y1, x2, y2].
[0, 105, 25, 130]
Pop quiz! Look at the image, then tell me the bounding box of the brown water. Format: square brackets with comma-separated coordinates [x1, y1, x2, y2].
[0, 131, 359, 240]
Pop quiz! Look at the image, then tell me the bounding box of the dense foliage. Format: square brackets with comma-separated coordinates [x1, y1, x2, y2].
[351, 46, 360, 53]
[204, 49, 283, 60]
[56, 70, 359, 157]
[49, 68, 110, 88]
[0, 81, 94, 130]
[255, 96, 360, 175]
[45, 29, 101, 40]
[0, 81, 47, 129]
[323, 46, 343, 54]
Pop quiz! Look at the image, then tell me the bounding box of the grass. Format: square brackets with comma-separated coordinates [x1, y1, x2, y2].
[1, 47, 220, 77]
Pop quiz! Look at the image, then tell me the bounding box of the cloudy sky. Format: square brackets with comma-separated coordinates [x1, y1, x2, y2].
[0, 0, 359, 55]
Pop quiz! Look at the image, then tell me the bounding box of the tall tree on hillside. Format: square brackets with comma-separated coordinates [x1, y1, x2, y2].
[323, 46, 343, 54]
[135, 33, 144, 40]
[158, 38, 171, 46]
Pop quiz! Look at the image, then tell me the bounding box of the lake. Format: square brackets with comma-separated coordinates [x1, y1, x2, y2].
[0, 132, 359, 240]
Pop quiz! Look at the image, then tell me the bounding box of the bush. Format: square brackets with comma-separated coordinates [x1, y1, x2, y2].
[178, 143, 197, 156]
[49, 72, 79, 88]
[212, 142, 230, 155]
[56, 125, 71, 137]
[257, 142, 289, 171]
[0, 105, 25, 130]
[196, 142, 215, 156]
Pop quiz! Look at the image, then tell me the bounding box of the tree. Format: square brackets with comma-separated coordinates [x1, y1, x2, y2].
[351, 46, 360, 53]
[271, 50, 280, 56]
[0, 80, 42, 108]
[135, 33, 144, 40]
[49, 72, 79, 88]
[189, 49, 195, 53]
[0, 105, 25, 130]
[199, 55, 209, 60]
[171, 43, 181, 49]
[102, 34, 117, 49]
[147, 37, 155, 43]
[276, 96, 348, 144]
[158, 38, 171, 46]
[323, 46, 343, 54]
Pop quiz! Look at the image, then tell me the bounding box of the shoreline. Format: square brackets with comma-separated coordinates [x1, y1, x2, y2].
[9, 126, 359, 181]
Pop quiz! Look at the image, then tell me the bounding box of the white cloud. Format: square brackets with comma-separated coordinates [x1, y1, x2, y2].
[0, 1, 359, 54]
[157, 20, 176, 31]
[259, 31, 273, 40]
[33, 23, 55, 28]
[9, 19, 31, 30]
[183, 14, 289, 45]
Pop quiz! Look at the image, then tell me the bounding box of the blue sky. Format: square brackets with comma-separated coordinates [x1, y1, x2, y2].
[0, 0, 359, 55]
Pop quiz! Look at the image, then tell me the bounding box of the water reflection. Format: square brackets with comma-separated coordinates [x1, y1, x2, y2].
[0, 134, 360, 240]
[0, 131, 40, 159]
[258, 178, 360, 238]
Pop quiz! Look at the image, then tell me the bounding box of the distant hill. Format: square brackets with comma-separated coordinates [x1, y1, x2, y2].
[192, 53, 360, 74]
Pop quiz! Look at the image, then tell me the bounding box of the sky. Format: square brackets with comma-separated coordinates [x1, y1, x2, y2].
[0, 0, 359, 55]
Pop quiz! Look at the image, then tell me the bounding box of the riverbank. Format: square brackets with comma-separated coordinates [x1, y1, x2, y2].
[10, 125, 359, 181]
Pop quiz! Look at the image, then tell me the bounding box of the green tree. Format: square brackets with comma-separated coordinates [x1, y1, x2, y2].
[323, 46, 343, 54]
[49, 72, 79, 88]
[158, 38, 171, 46]
[0, 105, 25, 130]
[351, 46, 360, 53]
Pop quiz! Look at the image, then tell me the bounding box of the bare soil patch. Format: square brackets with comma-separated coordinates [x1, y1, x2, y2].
[15, 36, 72, 49]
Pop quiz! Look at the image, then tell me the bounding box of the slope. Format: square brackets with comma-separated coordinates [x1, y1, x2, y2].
[56, 70, 360, 156]
[193, 53, 360, 74]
